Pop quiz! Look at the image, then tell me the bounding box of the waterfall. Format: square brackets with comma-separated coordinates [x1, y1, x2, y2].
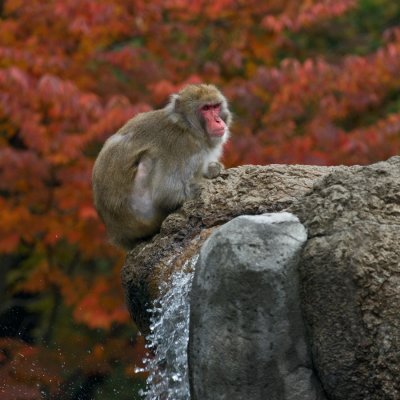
[136, 256, 198, 399]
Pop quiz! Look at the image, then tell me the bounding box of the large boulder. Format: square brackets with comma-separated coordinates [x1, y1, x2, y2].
[122, 156, 400, 400]
[290, 156, 400, 399]
[188, 212, 326, 400]
[122, 164, 339, 333]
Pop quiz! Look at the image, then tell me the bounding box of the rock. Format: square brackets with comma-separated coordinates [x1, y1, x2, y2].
[122, 156, 400, 399]
[188, 212, 326, 400]
[290, 156, 400, 399]
[122, 164, 341, 333]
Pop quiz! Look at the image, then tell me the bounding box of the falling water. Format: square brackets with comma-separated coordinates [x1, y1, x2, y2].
[136, 256, 198, 400]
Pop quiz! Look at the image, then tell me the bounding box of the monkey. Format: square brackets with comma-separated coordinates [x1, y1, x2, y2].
[92, 84, 232, 249]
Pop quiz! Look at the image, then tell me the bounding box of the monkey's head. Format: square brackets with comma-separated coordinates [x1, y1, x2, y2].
[166, 84, 232, 144]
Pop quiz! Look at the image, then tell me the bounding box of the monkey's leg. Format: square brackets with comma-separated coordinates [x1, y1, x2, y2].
[130, 157, 157, 223]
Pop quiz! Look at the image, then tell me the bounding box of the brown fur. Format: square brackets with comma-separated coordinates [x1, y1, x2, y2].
[92, 84, 232, 249]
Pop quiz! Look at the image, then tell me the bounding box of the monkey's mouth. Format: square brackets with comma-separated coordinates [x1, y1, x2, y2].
[210, 128, 225, 137]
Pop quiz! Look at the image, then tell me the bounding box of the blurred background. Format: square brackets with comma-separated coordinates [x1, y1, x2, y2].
[1, 0, 400, 399]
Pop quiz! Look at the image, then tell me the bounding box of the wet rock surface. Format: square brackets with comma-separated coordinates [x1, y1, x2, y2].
[189, 213, 326, 400]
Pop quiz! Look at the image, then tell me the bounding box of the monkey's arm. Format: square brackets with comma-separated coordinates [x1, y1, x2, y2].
[151, 163, 191, 211]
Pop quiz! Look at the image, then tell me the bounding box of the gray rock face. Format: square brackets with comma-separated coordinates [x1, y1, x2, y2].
[290, 156, 400, 399]
[122, 156, 400, 399]
[189, 212, 326, 400]
[121, 163, 340, 334]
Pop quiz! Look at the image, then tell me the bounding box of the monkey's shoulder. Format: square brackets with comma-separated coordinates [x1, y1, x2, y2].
[115, 109, 201, 149]
[120, 109, 171, 135]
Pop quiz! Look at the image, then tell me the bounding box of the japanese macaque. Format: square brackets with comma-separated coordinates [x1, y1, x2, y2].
[92, 84, 232, 249]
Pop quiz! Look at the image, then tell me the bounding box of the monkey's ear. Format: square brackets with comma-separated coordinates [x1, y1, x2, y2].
[165, 93, 183, 124]
[165, 93, 181, 114]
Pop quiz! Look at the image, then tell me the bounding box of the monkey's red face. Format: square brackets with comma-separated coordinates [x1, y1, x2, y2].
[200, 104, 227, 137]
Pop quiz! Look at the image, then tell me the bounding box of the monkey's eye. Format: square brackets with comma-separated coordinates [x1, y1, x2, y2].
[201, 104, 221, 112]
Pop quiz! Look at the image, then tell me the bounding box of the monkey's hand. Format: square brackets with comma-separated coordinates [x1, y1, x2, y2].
[204, 161, 223, 179]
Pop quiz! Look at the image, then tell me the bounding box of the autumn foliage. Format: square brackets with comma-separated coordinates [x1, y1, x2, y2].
[1, 0, 400, 398]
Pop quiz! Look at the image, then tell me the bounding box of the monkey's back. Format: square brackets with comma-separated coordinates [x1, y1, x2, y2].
[117, 109, 204, 159]
[92, 108, 205, 248]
